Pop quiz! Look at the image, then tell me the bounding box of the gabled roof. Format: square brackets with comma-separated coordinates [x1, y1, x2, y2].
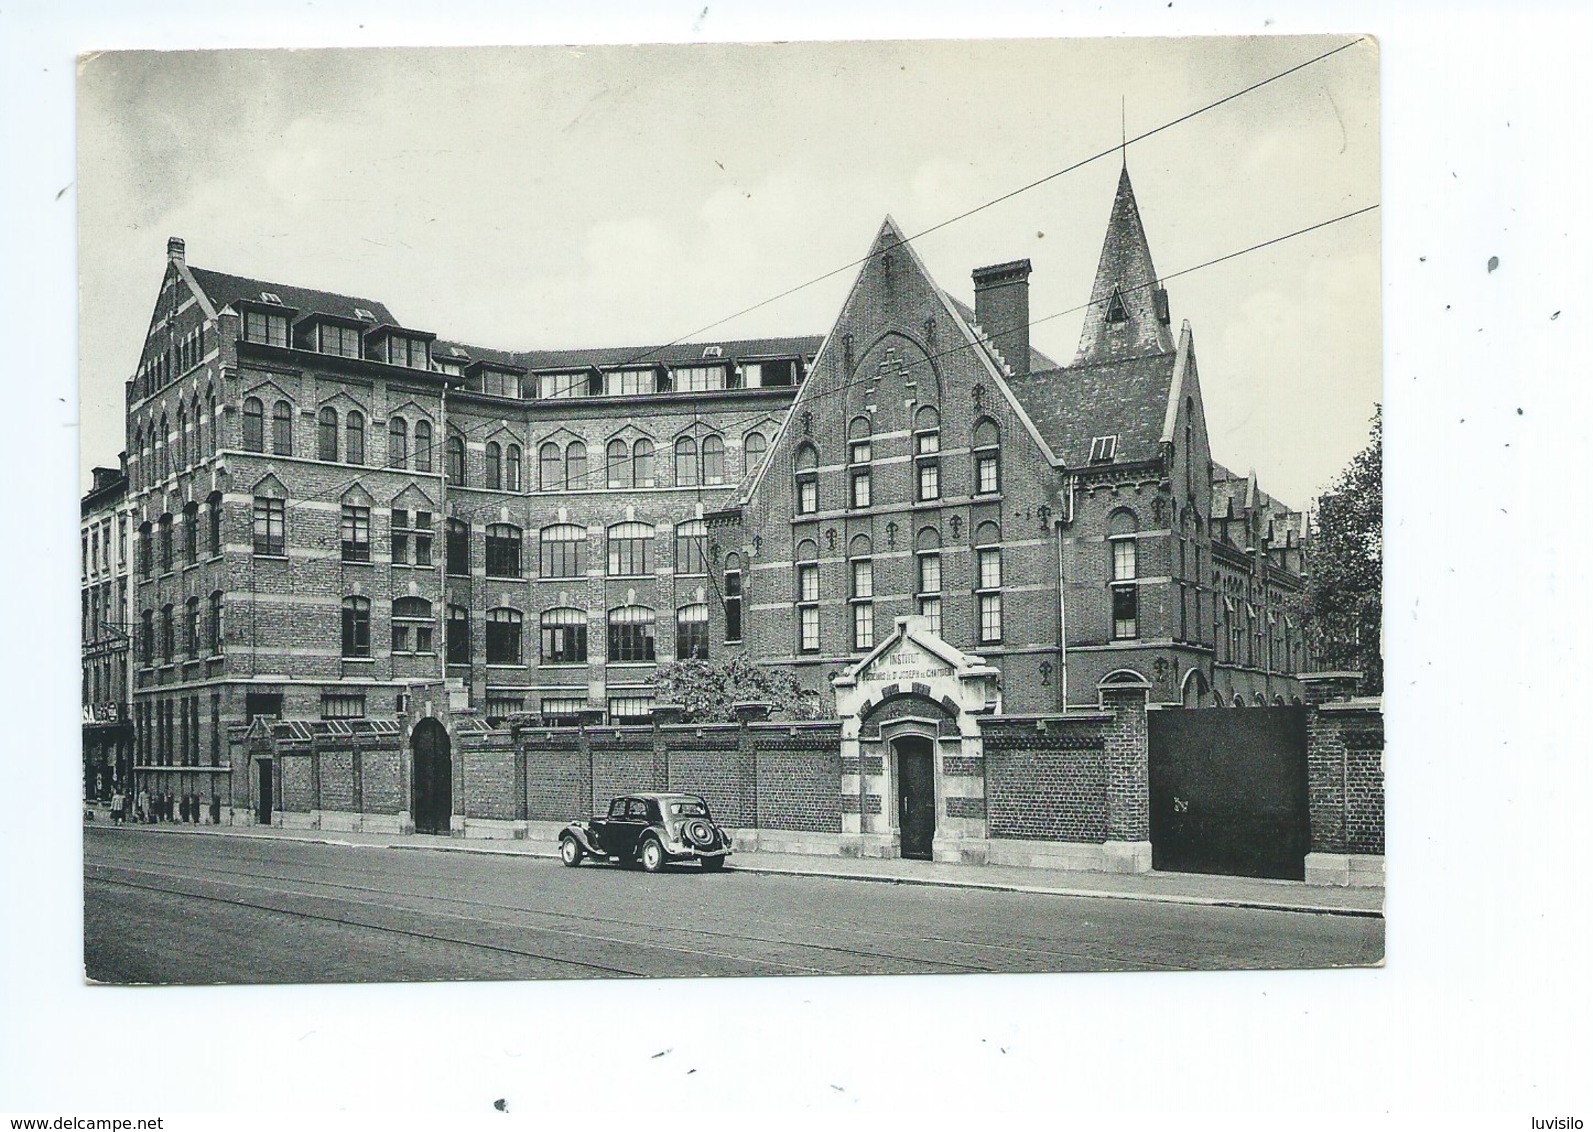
[1075, 166, 1176, 365]
[1005, 350, 1177, 468]
[187, 266, 397, 326]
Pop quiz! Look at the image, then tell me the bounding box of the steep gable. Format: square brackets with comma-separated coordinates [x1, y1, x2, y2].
[1074, 166, 1176, 364]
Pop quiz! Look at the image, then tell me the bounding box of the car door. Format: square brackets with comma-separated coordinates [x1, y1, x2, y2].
[590, 797, 627, 856]
[603, 797, 647, 860]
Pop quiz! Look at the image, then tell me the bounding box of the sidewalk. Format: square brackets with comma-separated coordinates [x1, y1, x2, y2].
[87, 813, 1383, 917]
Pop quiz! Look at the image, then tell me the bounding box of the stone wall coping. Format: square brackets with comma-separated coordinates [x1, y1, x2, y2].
[1317, 698, 1384, 714]
[1299, 671, 1366, 681]
[746, 719, 844, 732]
[657, 721, 742, 734]
[981, 712, 1114, 726]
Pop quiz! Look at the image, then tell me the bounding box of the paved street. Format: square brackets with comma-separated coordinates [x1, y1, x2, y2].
[84, 826, 1383, 984]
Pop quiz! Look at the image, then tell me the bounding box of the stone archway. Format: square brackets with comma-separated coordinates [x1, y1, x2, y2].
[411, 717, 452, 835]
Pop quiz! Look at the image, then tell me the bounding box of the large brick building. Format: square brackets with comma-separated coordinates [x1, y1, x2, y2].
[112, 166, 1310, 804]
[81, 462, 132, 798]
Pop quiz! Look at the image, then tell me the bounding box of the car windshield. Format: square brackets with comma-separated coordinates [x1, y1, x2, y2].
[668, 800, 708, 817]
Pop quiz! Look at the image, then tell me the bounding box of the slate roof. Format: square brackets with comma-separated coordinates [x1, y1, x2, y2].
[188, 267, 398, 327]
[1005, 350, 1177, 467]
[946, 295, 1061, 374]
[431, 335, 825, 372]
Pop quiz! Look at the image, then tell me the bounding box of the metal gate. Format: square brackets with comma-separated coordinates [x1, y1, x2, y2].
[1147, 706, 1308, 880]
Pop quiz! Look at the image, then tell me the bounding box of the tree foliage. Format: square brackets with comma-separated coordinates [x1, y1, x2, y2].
[650, 658, 824, 723]
[1301, 406, 1382, 693]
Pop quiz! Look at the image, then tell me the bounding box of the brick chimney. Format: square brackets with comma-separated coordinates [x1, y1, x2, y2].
[971, 259, 1031, 377]
[167, 236, 185, 266]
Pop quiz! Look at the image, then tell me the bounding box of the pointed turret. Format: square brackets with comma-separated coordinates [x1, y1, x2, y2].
[1074, 165, 1176, 364]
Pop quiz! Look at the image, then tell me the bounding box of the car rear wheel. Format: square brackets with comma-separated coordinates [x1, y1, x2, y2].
[640, 837, 666, 873]
[559, 836, 584, 867]
[700, 856, 725, 872]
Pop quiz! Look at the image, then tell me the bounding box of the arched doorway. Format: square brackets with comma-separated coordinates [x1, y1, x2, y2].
[893, 734, 936, 861]
[412, 718, 452, 835]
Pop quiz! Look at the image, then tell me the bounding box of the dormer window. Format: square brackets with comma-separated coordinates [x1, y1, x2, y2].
[242, 310, 289, 348]
[604, 368, 657, 396]
[353, 307, 377, 322]
[480, 369, 518, 399]
[317, 322, 362, 359]
[1089, 435, 1118, 464]
[1105, 288, 1128, 324]
[701, 345, 723, 359]
[672, 364, 726, 392]
[448, 346, 469, 359]
[385, 335, 430, 370]
[259, 292, 284, 306]
[539, 371, 588, 400]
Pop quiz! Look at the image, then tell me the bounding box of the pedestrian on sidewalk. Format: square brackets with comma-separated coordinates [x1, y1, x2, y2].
[110, 790, 125, 825]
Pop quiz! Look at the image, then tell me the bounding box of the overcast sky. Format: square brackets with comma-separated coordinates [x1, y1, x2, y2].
[77, 36, 1379, 507]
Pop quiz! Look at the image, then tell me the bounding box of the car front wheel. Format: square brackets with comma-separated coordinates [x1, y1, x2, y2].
[639, 837, 665, 873]
[559, 836, 584, 867]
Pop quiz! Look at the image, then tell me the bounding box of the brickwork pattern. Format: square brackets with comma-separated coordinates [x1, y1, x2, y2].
[1102, 689, 1150, 841]
[463, 738, 518, 821]
[281, 754, 313, 812]
[361, 745, 405, 814]
[1307, 708, 1384, 855]
[941, 755, 982, 776]
[665, 743, 744, 826]
[523, 739, 588, 821]
[755, 745, 842, 832]
[984, 720, 1109, 843]
[859, 694, 958, 738]
[319, 748, 354, 812]
[839, 793, 884, 815]
[945, 795, 987, 819]
[591, 738, 656, 803]
[840, 755, 885, 776]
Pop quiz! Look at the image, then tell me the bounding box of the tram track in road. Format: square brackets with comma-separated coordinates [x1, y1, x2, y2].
[87, 860, 991, 978]
[86, 840, 1194, 974]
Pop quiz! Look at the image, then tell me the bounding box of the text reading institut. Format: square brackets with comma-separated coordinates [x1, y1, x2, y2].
[84, 167, 1313, 812]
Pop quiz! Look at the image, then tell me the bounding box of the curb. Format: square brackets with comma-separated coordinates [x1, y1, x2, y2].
[90, 822, 1382, 919]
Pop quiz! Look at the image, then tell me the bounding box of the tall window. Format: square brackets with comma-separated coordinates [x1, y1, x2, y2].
[633, 439, 655, 488]
[676, 604, 709, 660]
[1110, 511, 1139, 640]
[185, 596, 200, 658]
[701, 436, 725, 486]
[391, 508, 433, 567]
[242, 398, 265, 452]
[795, 444, 819, 515]
[565, 441, 588, 490]
[208, 591, 223, 655]
[607, 522, 654, 576]
[917, 528, 942, 635]
[796, 546, 820, 653]
[485, 523, 522, 578]
[674, 437, 698, 488]
[505, 444, 522, 492]
[485, 441, 502, 490]
[182, 503, 198, 567]
[341, 596, 371, 658]
[446, 436, 465, 487]
[539, 443, 562, 491]
[540, 607, 588, 664]
[346, 411, 365, 465]
[272, 400, 293, 456]
[158, 514, 173, 573]
[340, 504, 371, 562]
[849, 421, 873, 509]
[744, 432, 767, 476]
[607, 605, 656, 662]
[138, 522, 152, 578]
[193, 394, 206, 463]
[414, 420, 433, 473]
[445, 518, 469, 576]
[446, 604, 470, 665]
[674, 520, 707, 576]
[140, 609, 154, 666]
[486, 608, 523, 665]
[318, 407, 338, 461]
[157, 415, 168, 479]
[915, 408, 942, 502]
[724, 558, 743, 643]
[972, 418, 1001, 495]
[177, 406, 188, 469]
[606, 439, 630, 489]
[540, 524, 586, 578]
[851, 552, 874, 651]
[389, 417, 408, 468]
[975, 522, 1003, 644]
[392, 597, 434, 654]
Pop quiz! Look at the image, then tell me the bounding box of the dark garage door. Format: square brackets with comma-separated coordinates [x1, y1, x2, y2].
[1148, 706, 1309, 880]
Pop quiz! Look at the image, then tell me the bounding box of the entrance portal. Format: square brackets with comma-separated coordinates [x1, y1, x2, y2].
[255, 759, 273, 826]
[411, 718, 452, 835]
[895, 736, 936, 861]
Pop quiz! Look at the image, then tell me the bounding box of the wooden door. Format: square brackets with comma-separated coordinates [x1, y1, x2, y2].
[896, 739, 936, 861]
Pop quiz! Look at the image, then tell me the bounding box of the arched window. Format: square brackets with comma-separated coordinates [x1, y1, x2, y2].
[607, 605, 656, 662]
[975, 521, 1002, 645]
[317, 407, 338, 462]
[346, 410, 365, 465]
[633, 439, 655, 487]
[137, 521, 153, 578]
[744, 432, 767, 476]
[177, 405, 188, 469]
[916, 526, 943, 633]
[539, 523, 586, 578]
[446, 604, 471, 665]
[972, 417, 1001, 495]
[208, 591, 223, 655]
[341, 596, 371, 658]
[565, 441, 588, 490]
[207, 492, 223, 557]
[539, 442, 562, 491]
[242, 399, 264, 452]
[849, 534, 874, 651]
[674, 519, 707, 575]
[676, 603, 709, 660]
[795, 539, 820, 653]
[414, 420, 433, 473]
[607, 521, 655, 576]
[182, 502, 198, 567]
[540, 607, 588, 664]
[914, 405, 941, 503]
[794, 442, 819, 515]
[185, 596, 200, 658]
[157, 414, 169, 479]
[674, 437, 698, 488]
[724, 552, 744, 643]
[485, 441, 502, 490]
[485, 608, 523, 665]
[606, 439, 630, 489]
[701, 435, 725, 485]
[158, 513, 173, 573]
[272, 400, 293, 456]
[485, 523, 522, 578]
[446, 435, 465, 487]
[1109, 510, 1139, 641]
[206, 389, 217, 457]
[445, 518, 469, 576]
[388, 417, 408, 468]
[140, 608, 154, 666]
[392, 597, 434, 654]
[160, 603, 174, 664]
[505, 444, 522, 492]
[192, 395, 205, 462]
[133, 427, 144, 489]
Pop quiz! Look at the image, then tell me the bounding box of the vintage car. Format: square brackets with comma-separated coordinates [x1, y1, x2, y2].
[559, 792, 733, 872]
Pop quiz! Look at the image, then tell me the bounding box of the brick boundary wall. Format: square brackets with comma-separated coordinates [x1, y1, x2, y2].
[982, 716, 1111, 843]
